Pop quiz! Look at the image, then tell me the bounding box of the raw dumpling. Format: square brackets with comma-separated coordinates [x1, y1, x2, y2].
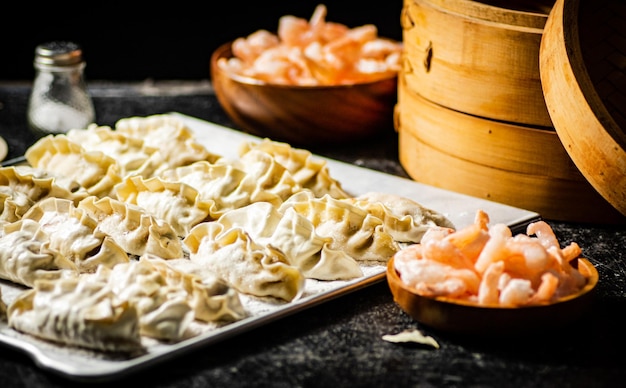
[128, 255, 247, 324]
[86, 259, 186, 341]
[280, 190, 400, 264]
[344, 192, 456, 243]
[24, 135, 122, 198]
[231, 149, 301, 204]
[67, 125, 157, 178]
[8, 273, 143, 353]
[77, 196, 183, 259]
[0, 219, 76, 287]
[11, 165, 88, 200]
[114, 114, 221, 176]
[0, 166, 88, 227]
[21, 197, 129, 272]
[158, 161, 267, 219]
[0, 188, 31, 227]
[7, 254, 247, 351]
[216, 202, 363, 280]
[238, 138, 350, 199]
[115, 176, 211, 237]
[113, 114, 193, 148]
[184, 222, 305, 302]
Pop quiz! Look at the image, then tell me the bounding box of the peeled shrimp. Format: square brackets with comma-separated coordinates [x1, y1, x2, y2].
[530, 272, 560, 304]
[527, 220, 560, 251]
[421, 233, 476, 271]
[231, 30, 279, 64]
[499, 278, 534, 306]
[445, 211, 490, 263]
[477, 261, 504, 305]
[393, 209, 592, 307]
[395, 253, 480, 298]
[221, 4, 403, 86]
[474, 223, 512, 274]
[394, 243, 480, 297]
[278, 15, 315, 47]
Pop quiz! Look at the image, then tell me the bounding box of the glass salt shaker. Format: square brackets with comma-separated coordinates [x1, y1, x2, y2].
[27, 41, 95, 136]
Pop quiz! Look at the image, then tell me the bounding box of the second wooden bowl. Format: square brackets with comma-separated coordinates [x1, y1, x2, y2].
[210, 42, 399, 147]
[387, 257, 598, 336]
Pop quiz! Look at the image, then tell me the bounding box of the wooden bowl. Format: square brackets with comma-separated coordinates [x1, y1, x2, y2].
[210, 42, 398, 146]
[387, 257, 598, 336]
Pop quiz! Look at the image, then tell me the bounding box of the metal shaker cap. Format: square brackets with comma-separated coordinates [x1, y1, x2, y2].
[34, 41, 83, 66]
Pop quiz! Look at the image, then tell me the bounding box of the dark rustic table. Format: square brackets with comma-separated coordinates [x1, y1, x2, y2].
[0, 81, 625, 388]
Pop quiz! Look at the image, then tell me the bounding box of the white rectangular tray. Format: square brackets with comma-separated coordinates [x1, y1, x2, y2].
[0, 114, 540, 382]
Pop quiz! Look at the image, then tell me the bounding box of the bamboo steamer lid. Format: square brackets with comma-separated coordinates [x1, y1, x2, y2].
[540, 0, 626, 217]
[401, 0, 554, 127]
[396, 80, 624, 223]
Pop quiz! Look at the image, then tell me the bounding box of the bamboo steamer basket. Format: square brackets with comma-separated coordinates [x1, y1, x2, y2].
[398, 84, 580, 180]
[396, 82, 624, 223]
[401, 0, 554, 127]
[540, 0, 626, 218]
[397, 0, 626, 223]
